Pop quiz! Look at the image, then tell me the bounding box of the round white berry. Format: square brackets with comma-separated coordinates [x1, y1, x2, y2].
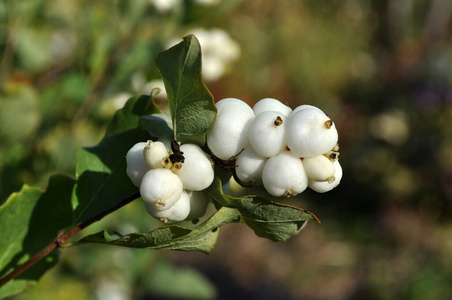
[176, 144, 214, 191]
[207, 98, 255, 160]
[292, 104, 323, 115]
[287, 107, 338, 158]
[126, 142, 150, 187]
[185, 190, 210, 220]
[253, 98, 292, 117]
[145, 190, 190, 223]
[262, 151, 308, 197]
[143, 140, 170, 169]
[235, 147, 267, 186]
[140, 168, 183, 211]
[303, 155, 335, 182]
[308, 160, 343, 193]
[248, 111, 288, 157]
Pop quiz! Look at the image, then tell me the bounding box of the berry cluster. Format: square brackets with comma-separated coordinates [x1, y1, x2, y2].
[126, 140, 213, 223]
[126, 97, 341, 223]
[207, 98, 342, 198]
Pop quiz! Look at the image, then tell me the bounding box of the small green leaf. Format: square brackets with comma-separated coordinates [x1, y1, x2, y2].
[155, 35, 217, 146]
[0, 175, 74, 298]
[206, 177, 319, 242]
[72, 95, 159, 225]
[141, 113, 173, 139]
[72, 206, 241, 253]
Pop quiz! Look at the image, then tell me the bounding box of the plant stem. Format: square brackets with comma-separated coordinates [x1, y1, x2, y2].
[0, 190, 140, 288]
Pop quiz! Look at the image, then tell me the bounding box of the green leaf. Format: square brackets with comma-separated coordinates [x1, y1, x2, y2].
[0, 175, 74, 298]
[141, 113, 173, 139]
[206, 177, 319, 242]
[155, 35, 217, 147]
[72, 206, 241, 253]
[233, 197, 317, 242]
[72, 95, 159, 225]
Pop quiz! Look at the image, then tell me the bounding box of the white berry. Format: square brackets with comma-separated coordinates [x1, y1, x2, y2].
[262, 151, 308, 197]
[292, 104, 323, 115]
[253, 98, 292, 117]
[248, 111, 288, 157]
[303, 155, 335, 182]
[145, 189, 190, 223]
[176, 144, 214, 191]
[126, 142, 150, 187]
[143, 140, 170, 169]
[140, 168, 183, 211]
[308, 160, 342, 193]
[207, 98, 254, 160]
[235, 147, 267, 186]
[287, 107, 338, 158]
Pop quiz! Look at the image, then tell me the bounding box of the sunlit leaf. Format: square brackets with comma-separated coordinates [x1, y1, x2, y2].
[206, 177, 319, 242]
[155, 35, 217, 147]
[72, 206, 241, 253]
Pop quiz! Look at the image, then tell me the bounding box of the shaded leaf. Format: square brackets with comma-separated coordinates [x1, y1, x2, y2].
[72, 206, 241, 253]
[141, 113, 173, 139]
[72, 95, 159, 225]
[155, 35, 217, 147]
[0, 175, 74, 298]
[206, 177, 319, 242]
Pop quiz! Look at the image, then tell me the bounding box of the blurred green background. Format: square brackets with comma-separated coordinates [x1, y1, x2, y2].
[1, 0, 452, 299]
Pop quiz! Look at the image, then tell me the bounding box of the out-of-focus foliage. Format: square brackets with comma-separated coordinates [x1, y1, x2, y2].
[2, 0, 452, 299]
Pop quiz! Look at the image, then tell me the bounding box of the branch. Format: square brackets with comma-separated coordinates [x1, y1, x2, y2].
[0, 190, 141, 288]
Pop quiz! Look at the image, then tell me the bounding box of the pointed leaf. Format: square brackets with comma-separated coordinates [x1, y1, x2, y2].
[72, 95, 159, 225]
[206, 177, 319, 242]
[72, 206, 241, 253]
[0, 175, 74, 298]
[232, 197, 318, 242]
[155, 35, 217, 146]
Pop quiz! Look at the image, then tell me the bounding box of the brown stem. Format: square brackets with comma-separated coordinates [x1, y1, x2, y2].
[0, 190, 141, 288]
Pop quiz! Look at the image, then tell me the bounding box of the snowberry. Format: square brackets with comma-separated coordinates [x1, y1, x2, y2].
[176, 144, 214, 191]
[303, 155, 335, 182]
[143, 140, 171, 169]
[262, 151, 308, 197]
[140, 168, 183, 211]
[248, 111, 288, 157]
[308, 160, 342, 193]
[207, 98, 254, 160]
[253, 98, 292, 117]
[126, 142, 150, 187]
[292, 104, 323, 115]
[185, 190, 210, 220]
[235, 147, 267, 186]
[145, 190, 190, 223]
[287, 107, 338, 158]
